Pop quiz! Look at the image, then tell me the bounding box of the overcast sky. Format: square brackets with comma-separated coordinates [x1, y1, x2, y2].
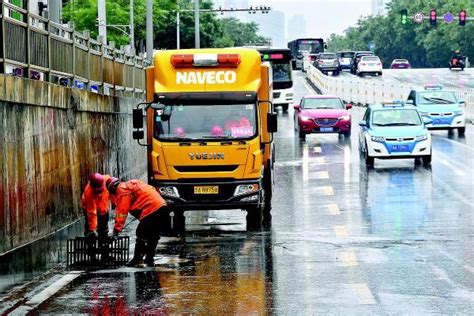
[248, 0, 373, 40]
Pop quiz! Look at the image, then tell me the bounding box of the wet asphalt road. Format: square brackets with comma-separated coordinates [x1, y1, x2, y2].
[31, 72, 473, 315]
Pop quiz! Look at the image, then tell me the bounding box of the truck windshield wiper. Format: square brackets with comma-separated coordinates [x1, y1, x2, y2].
[201, 135, 233, 139]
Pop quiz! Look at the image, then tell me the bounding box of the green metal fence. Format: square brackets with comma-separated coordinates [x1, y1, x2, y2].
[0, 0, 149, 97]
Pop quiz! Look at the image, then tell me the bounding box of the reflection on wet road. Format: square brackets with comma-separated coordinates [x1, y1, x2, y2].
[35, 72, 473, 314]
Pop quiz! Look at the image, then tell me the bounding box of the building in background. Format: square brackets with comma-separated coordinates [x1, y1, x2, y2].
[372, 0, 390, 16]
[287, 14, 306, 42]
[253, 9, 285, 48]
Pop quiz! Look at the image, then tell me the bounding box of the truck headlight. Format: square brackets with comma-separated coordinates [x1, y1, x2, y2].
[158, 186, 180, 198]
[234, 184, 259, 196]
[371, 136, 385, 142]
[286, 93, 294, 97]
[415, 135, 428, 141]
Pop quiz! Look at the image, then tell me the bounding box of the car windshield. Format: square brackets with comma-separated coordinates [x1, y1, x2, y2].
[372, 109, 422, 126]
[320, 54, 337, 59]
[303, 98, 344, 109]
[272, 62, 292, 82]
[362, 56, 380, 62]
[154, 103, 257, 141]
[340, 52, 354, 58]
[418, 91, 457, 105]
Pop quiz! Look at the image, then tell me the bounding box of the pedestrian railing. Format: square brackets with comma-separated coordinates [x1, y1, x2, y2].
[307, 65, 474, 119]
[0, 0, 149, 97]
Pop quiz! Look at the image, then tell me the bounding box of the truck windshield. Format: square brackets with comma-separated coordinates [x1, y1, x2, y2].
[154, 103, 258, 141]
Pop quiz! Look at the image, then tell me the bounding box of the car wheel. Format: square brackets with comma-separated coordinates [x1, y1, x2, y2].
[378, 72, 383, 76]
[458, 127, 465, 135]
[343, 130, 351, 137]
[364, 143, 374, 166]
[299, 130, 306, 140]
[422, 154, 432, 165]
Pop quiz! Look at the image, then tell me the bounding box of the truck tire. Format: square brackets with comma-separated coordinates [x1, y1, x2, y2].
[281, 104, 289, 113]
[246, 206, 263, 230]
[458, 127, 466, 135]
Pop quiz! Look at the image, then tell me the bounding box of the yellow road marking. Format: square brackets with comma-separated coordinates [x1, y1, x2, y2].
[340, 251, 359, 267]
[327, 204, 340, 215]
[334, 225, 348, 237]
[350, 283, 376, 305]
[310, 171, 329, 179]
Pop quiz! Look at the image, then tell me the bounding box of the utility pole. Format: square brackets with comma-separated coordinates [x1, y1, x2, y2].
[146, 0, 153, 62]
[177, 9, 181, 49]
[194, 0, 200, 48]
[130, 0, 134, 53]
[98, 0, 107, 44]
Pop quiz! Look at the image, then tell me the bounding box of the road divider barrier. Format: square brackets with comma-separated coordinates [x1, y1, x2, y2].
[307, 65, 474, 120]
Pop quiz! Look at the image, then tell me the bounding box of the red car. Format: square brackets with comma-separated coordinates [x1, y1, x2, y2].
[390, 59, 411, 69]
[294, 95, 352, 140]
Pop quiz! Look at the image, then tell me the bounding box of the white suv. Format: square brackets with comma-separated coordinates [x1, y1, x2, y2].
[357, 55, 383, 77]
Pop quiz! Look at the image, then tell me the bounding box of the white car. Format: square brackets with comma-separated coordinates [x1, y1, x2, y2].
[357, 55, 383, 76]
[359, 102, 432, 166]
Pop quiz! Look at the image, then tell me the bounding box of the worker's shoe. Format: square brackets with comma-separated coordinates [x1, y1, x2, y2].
[144, 239, 159, 267]
[126, 238, 146, 267]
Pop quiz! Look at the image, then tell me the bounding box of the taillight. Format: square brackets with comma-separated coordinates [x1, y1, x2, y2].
[170, 53, 241, 68]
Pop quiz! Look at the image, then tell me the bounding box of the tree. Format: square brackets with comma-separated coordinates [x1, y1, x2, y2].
[62, 0, 266, 52]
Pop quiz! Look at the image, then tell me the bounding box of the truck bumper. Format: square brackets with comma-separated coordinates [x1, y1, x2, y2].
[150, 179, 263, 211]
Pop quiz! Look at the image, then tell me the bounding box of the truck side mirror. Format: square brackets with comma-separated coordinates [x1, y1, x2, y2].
[267, 112, 278, 133]
[133, 108, 144, 129]
[133, 130, 144, 140]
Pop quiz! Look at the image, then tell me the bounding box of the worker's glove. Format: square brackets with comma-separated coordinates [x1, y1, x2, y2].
[111, 229, 120, 241]
[86, 230, 98, 240]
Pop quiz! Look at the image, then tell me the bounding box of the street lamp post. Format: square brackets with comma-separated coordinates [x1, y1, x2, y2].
[175, 5, 271, 49]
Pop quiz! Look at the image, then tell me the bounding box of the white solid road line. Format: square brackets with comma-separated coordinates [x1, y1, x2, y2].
[350, 283, 377, 305]
[10, 271, 83, 315]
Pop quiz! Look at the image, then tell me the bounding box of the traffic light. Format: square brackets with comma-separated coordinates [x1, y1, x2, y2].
[430, 9, 437, 26]
[459, 10, 466, 26]
[400, 9, 408, 25]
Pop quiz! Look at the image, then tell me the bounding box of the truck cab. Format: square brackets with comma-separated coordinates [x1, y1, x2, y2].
[133, 48, 277, 229]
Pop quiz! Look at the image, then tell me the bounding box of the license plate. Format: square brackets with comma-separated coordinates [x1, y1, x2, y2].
[434, 118, 450, 125]
[194, 186, 219, 194]
[369, 63, 375, 66]
[392, 145, 408, 152]
[320, 127, 334, 132]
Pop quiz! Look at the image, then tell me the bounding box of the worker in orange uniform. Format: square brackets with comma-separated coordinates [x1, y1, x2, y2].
[81, 172, 111, 261]
[106, 177, 168, 267]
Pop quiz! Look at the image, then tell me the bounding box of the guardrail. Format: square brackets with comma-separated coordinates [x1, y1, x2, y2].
[0, 0, 149, 97]
[307, 65, 474, 119]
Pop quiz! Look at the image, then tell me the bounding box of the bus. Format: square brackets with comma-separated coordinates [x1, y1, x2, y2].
[288, 38, 326, 70]
[257, 48, 293, 112]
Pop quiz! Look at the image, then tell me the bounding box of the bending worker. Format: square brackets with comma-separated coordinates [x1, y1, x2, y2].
[81, 173, 111, 261]
[106, 177, 167, 267]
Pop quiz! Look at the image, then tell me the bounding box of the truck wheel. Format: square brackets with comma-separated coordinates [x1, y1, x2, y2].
[246, 206, 263, 230]
[458, 127, 466, 135]
[282, 104, 289, 113]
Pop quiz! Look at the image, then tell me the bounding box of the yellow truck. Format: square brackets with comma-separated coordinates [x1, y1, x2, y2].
[132, 48, 277, 229]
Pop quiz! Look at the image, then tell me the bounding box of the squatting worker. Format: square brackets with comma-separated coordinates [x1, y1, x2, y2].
[81, 173, 111, 261]
[106, 177, 167, 267]
[82, 173, 111, 239]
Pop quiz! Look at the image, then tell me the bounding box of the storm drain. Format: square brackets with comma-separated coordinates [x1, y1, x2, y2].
[66, 236, 130, 268]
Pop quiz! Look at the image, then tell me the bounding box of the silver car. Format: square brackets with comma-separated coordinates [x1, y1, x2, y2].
[314, 53, 341, 75]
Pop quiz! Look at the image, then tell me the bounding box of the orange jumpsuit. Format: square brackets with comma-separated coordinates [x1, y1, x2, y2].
[112, 179, 167, 233]
[81, 175, 111, 232]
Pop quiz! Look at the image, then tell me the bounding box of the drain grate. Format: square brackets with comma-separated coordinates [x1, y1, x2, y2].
[66, 236, 130, 268]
